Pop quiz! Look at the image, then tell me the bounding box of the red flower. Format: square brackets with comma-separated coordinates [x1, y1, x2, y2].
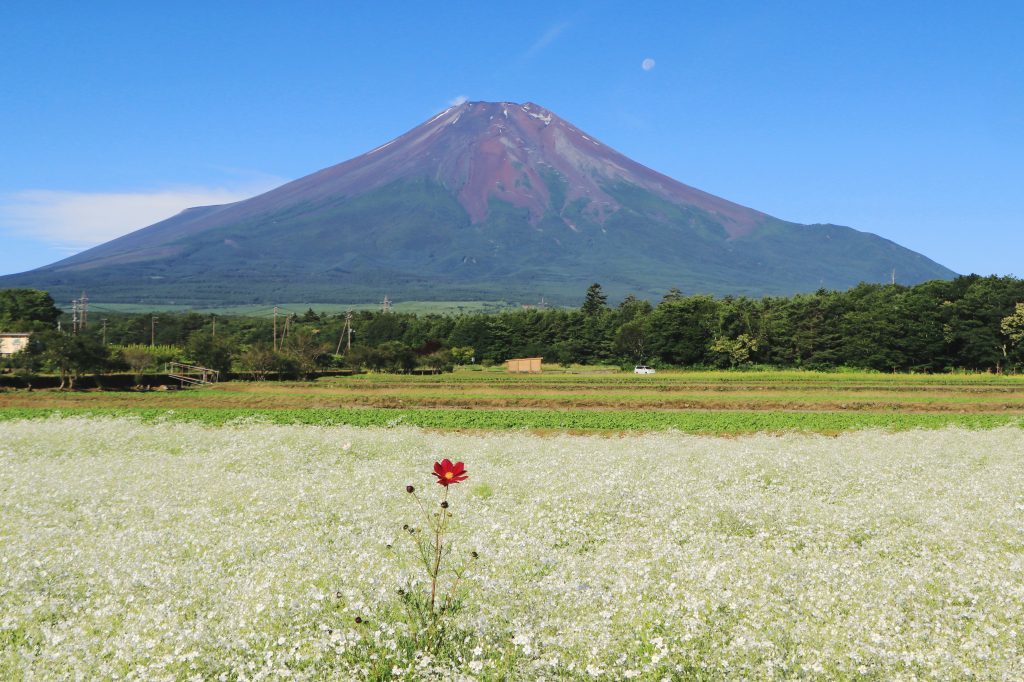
[433, 459, 468, 486]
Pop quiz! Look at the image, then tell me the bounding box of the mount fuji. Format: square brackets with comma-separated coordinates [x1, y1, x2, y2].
[0, 101, 955, 305]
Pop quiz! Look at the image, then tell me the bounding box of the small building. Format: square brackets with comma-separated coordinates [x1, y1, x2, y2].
[0, 333, 31, 357]
[506, 357, 542, 373]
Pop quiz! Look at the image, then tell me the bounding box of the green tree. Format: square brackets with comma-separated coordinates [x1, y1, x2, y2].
[235, 344, 279, 380]
[40, 331, 110, 389]
[710, 333, 759, 368]
[661, 288, 684, 303]
[944, 276, 1024, 371]
[0, 288, 61, 330]
[185, 330, 234, 375]
[364, 340, 416, 373]
[282, 330, 330, 379]
[581, 283, 608, 317]
[417, 348, 454, 373]
[648, 295, 720, 366]
[614, 318, 651, 364]
[615, 294, 652, 324]
[121, 347, 155, 384]
[449, 346, 475, 364]
[1001, 303, 1024, 344]
[837, 284, 906, 371]
[448, 317, 493, 360]
[361, 313, 409, 346]
[1000, 302, 1024, 369]
[4, 333, 46, 387]
[781, 290, 846, 369]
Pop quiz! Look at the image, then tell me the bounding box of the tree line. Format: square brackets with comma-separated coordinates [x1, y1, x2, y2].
[2, 274, 1023, 385]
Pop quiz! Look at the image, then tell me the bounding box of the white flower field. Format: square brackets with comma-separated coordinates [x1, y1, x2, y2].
[2, 417, 1023, 679]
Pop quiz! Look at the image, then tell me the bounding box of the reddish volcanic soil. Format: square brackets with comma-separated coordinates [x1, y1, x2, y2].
[248, 101, 768, 237]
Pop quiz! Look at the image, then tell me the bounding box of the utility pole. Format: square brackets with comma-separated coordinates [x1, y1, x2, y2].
[151, 316, 158, 347]
[336, 309, 353, 354]
[101, 318, 108, 345]
[211, 314, 216, 339]
[273, 306, 278, 351]
[70, 291, 89, 333]
[281, 314, 292, 345]
[79, 291, 88, 330]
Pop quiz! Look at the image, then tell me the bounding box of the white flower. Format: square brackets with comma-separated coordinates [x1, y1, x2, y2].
[3, 419, 1023, 678]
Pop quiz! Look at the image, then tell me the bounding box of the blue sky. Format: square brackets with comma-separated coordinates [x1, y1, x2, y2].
[1, 1, 1021, 279]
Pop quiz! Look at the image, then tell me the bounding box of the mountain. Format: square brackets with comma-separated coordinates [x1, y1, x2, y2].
[0, 101, 955, 305]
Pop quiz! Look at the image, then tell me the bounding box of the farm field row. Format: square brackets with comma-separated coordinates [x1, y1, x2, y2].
[356, 366, 1024, 381]
[3, 419, 1022, 678]
[5, 391, 1024, 413]
[2, 370, 1023, 429]
[2, 407, 1021, 434]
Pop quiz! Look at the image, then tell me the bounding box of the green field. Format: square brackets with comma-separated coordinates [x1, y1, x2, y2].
[1, 406, 1021, 434]
[77, 300, 517, 315]
[3, 368, 1024, 433]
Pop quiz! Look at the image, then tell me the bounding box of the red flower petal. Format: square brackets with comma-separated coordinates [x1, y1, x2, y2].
[431, 459, 467, 485]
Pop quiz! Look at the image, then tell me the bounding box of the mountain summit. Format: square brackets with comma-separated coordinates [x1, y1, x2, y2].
[1, 101, 955, 305]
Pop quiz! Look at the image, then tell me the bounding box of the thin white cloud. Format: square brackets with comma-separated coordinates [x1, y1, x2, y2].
[0, 179, 283, 248]
[449, 95, 468, 106]
[519, 22, 570, 62]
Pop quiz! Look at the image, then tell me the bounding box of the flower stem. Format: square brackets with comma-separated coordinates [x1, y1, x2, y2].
[430, 486, 450, 612]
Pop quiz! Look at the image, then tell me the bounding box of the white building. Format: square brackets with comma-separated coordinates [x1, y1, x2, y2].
[0, 333, 31, 357]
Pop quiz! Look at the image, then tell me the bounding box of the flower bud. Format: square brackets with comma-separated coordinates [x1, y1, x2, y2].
[402, 524, 409, 530]
[471, 551, 479, 559]
[354, 616, 363, 624]
[440, 500, 449, 509]
[406, 485, 415, 494]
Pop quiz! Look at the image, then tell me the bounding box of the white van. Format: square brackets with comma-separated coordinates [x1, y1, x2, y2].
[633, 365, 655, 374]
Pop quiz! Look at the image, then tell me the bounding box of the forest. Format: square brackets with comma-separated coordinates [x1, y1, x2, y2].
[2, 274, 1023, 385]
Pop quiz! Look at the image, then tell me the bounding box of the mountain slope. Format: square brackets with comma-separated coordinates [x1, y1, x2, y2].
[0, 101, 956, 304]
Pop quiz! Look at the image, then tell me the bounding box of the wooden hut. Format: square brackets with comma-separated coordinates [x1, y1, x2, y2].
[506, 357, 543, 373]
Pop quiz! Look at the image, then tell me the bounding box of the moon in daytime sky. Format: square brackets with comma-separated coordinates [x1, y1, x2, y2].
[641, 58, 655, 71]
